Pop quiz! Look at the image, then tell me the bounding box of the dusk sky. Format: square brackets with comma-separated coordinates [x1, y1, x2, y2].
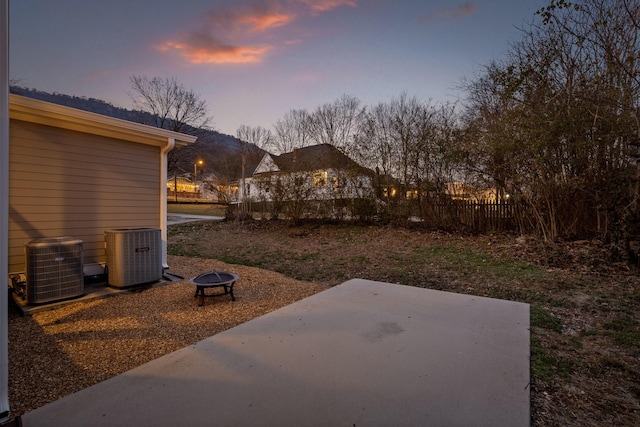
[10, 1, 548, 136]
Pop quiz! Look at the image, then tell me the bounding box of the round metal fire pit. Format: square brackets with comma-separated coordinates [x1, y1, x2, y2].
[189, 271, 239, 306]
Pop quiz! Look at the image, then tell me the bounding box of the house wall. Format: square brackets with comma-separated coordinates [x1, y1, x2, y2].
[166, 177, 197, 193]
[8, 119, 161, 273]
[246, 168, 374, 204]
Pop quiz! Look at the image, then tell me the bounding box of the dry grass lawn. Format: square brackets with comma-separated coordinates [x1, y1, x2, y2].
[8, 217, 640, 426]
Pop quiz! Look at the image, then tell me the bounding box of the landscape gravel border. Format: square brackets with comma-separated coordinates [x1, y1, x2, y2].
[8, 255, 329, 417]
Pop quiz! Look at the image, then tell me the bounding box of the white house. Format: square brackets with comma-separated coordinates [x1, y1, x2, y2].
[238, 144, 375, 205]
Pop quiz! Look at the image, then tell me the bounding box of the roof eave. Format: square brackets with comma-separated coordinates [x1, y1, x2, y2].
[9, 94, 197, 147]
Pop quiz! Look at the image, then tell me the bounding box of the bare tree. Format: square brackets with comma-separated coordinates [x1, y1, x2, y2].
[354, 93, 463, 219]
[236, 124, 273, 151]
[129, 75, 212, 133]
[272, 109, 313, 154]
[399, 94, 422, 182]
[538, 0, 640, 235]
[129, 75, 214, 201]
[356, 102, 396, 208]
[459, 0, 640, 241]
[235, 125, 273, 215]
[308, 94, 365, 157]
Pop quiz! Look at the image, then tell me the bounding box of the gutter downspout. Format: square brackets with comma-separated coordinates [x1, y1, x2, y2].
[160, 138, 175, 269]
[0, 0, 11, 420]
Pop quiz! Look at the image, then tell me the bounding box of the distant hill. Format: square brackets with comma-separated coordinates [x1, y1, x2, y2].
[10, 86, 146, 121]
[10, 86, 266, 180]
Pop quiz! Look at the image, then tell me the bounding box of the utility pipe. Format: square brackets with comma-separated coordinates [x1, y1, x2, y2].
[0, 0, 11, 420]
[160, 138, 175, 269]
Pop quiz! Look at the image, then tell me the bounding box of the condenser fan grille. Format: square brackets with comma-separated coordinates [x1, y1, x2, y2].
[26, 237, 84, 304]
[105, 228, 162, 288]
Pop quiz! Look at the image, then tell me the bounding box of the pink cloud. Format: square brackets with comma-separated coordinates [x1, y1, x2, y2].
[159, 0, 357, 65]
[298, 0, 357, 13]
[206, 2, 296, 33]
[160, 42, 271, 64]
[159, 31, 272, 64]
[420, 2, 477, 23]
[238, 11, 294, 31]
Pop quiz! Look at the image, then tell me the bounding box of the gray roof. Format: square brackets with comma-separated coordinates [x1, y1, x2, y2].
[272, 144, 372, 175]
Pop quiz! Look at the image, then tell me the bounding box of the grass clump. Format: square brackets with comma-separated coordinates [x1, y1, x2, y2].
[531, 304, 563, 333]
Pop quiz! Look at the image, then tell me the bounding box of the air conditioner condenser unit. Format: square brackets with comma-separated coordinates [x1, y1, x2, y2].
[105, 228, 162, 288]
[26, 237, 84, 304]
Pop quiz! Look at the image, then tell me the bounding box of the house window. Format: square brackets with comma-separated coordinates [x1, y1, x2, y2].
[383, 187, 397, 197]
[406, 189, 418, 199]
[314, 171, 327, 187]
[332, 176, 341, 190]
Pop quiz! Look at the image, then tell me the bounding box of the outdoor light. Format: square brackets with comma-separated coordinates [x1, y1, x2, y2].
[194, 159, 204, 195]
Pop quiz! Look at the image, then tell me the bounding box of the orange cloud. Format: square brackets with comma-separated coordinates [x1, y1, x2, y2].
[159, 0, 357, 65]
[237, 11, 294, 31]
[299, 0, 357, 13]
[192, 46, 272, 64]
[205, 3, 295, 33]
[420, 2, 477, 23]
[159, 32, 272, 65]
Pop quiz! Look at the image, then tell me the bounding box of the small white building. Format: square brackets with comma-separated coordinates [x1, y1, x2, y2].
[238, 144, 375, 205]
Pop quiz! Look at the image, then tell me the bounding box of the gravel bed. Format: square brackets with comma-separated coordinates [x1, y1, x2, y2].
[8, 255, 329, 417]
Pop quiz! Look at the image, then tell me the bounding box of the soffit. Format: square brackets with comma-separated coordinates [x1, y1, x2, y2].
[9, 94, 197, 147]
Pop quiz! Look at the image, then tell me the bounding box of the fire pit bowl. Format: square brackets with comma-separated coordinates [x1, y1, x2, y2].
[188, 271, 239, 306]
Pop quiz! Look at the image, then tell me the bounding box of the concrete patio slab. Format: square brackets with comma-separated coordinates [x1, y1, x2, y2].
[21, 279, 530, 427]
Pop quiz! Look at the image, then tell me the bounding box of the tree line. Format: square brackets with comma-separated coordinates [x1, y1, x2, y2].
[458, 0, 640, 246]
[131, 0, 640, 254]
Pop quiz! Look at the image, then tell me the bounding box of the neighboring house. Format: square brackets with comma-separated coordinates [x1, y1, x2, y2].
[445, 182, 508, 202]
[199, 171, 235, 202]
[167, 176, 199, 200]
[167, 176, 198, 193]
[166, 172, 233, 203]
[8, 94, 197, 273]
[239, 144, 375, 206]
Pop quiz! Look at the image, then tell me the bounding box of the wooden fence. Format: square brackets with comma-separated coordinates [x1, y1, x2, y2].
[228, 197, 530, 233]
[425, 200, 526, 233]
[167, 190, 200, 202]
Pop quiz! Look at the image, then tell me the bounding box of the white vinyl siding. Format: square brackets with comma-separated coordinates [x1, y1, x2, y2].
[8, 120, 160, 273]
